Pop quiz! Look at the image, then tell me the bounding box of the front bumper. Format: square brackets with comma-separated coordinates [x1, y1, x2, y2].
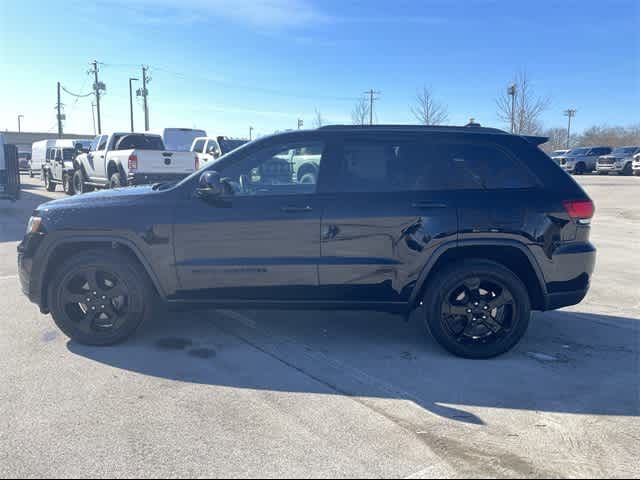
[127, 171, 191, 186]
[17, 233, 45, 307]
[596, 163, 624, 173]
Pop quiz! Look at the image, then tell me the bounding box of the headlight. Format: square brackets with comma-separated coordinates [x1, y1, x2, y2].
[26, 216, 42, 235]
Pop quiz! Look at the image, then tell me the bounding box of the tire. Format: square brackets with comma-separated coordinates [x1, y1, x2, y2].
[63, 173, 74, 195]
[44, 172, 57, 192]
[48, 249, 156, 346]
[423, 259, 531, 359]
[109, 172, 126, 189]
[72, 169, 89, 195]
[622, 163, 633, 176]
[574, 162, 586, 175]
[598, 171, 608, 175]
[29, 169, 34, 178]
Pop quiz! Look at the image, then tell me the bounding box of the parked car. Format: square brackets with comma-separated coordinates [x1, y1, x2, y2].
[18, 152, 32, 175]
[150, 127, 207, 152]
[549, 149, 569, 164]
[17, 125, 597, 359]
[595, 146, 640, 175]
[633, 152, 640, 176]
[191, 136, 249, 168]
[41, 140, 91, 195]
[560, 146, 612, 174]
[72, 132, 197, 194]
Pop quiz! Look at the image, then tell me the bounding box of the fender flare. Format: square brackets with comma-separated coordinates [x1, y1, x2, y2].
[39, 235, 168, 307]
[408, 239, 548, 308]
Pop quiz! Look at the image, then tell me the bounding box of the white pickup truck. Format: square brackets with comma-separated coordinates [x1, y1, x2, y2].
[73, 132, 197, 193]
[191, 136, 249, 168]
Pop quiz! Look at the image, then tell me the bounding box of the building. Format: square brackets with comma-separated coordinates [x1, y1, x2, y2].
[2, 131, 94, 153]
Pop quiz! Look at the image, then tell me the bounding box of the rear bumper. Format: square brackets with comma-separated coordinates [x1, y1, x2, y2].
[541, 242, 596, 310]
[127, 171, 191, 186]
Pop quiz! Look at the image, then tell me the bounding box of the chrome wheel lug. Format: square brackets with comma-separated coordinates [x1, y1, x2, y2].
[466, 308, 472, 313]
[483, 305, 488, 310]
[474, 302, 479, 306]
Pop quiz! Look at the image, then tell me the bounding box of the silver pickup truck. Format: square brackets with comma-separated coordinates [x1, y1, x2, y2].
[73, 132, 197, 193]
[595, 146, 640, 176]
[559, 146, 612, 175]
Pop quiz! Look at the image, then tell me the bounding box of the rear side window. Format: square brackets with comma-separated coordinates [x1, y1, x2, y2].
[193, 139, 206, 153]
[443, 143, 538, 190]
[334, 139, 450, 192]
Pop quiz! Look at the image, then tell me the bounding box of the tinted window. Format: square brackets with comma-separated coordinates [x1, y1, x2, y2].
[115, 134, 164, 151]
[446, 143, 538, 189]
[219, 141, 324, 196]
[62, 149, 75, 161]
[193, 139, 206, 153]
[592, 147, 611, 155]
[97, 136, 108, 151]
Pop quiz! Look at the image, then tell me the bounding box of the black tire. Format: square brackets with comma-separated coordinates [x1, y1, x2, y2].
[44, 171, 57, 192]
[29, 169, 35, 178]
[72, 169, 89, 195]
[423, 259, 531, 359]
[48, 249, 156, 346]
[622, 163, 633, 176]
[109, 172, 126, 189]
[598, 171, 608, 175]
[574, 162, 586, 175]
[63, 173, 74, 195]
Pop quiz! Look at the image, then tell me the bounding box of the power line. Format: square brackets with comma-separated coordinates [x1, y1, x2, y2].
[60, 85, 94, 98]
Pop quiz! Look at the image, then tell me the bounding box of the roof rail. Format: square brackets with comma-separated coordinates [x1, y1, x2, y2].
[318, 124, 508, 134]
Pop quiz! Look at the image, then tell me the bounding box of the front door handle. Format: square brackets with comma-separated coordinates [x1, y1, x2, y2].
[281, 205, 313, 213]
[411, 202, 448, 209]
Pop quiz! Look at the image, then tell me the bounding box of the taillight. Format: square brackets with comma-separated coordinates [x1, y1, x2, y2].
[563, 200, 594, 224]
[128, 154, 138, 171]
[195, 155, 200, 170]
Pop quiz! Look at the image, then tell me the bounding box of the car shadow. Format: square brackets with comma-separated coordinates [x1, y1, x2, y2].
[67, 308, 639, 425]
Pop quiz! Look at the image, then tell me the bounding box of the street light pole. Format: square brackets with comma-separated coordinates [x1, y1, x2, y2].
[507, 84, 517, 133]
[249, 126, 254, 140]
[17, 115, 24, 133]
[564, 109, 576, 149]
[129, 78, 139, 133]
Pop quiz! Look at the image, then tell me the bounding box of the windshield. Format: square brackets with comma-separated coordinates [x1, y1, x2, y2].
[568, 148, 589, 156]
[611, 147, 638, 156]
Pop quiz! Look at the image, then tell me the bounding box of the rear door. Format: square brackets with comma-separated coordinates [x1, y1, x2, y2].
[318, 133, 458, 304]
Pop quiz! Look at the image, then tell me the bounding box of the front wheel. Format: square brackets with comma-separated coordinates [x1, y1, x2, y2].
[44, 172, 56, 192]
[48, 250, 155, 346]
[622, 163, 633, 176]
[423, 260, 531, 359]
[574, 162, 586, 175]
[72, 169, 89, 195]
[63, 173, 74, 195]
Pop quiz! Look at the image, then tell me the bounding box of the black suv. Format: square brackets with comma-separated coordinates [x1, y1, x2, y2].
[17, 125, 596, 358]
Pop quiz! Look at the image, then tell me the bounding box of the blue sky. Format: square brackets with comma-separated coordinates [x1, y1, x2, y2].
[0, 0, 637, 138]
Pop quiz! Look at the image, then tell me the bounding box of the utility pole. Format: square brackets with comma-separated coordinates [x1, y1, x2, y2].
[507, 84, 517, 133]
[91, 103, 97, 136]
[297, 118, 304, 129]
[90, 60, 103, 134]
[140, 66, 150, 131]
[56, 82, 64, 138]
[17, 114, 23, 133]
[249, 126, 254, 140]
[129, 77, 139, 133]
[564, 109, 576, 149]
[365, 89, 380, 125]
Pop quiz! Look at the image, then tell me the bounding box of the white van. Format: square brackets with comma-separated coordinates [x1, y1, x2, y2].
[150, 128, 207, 152]
[31, 139, 58, 175]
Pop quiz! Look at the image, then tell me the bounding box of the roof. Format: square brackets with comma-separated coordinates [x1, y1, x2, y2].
[318, 124, 508, 135]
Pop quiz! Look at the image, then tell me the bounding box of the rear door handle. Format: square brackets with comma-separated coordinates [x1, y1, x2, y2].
[411, 202, 448, 209]
[281, 206, 313, 213]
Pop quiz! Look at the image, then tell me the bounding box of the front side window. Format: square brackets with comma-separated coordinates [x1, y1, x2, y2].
[193, 139, 206, 153]
[218, 141, 324, 196]
[97, 136, 108, 151]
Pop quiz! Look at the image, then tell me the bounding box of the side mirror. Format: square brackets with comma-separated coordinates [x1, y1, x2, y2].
[197, 170, 234, 202]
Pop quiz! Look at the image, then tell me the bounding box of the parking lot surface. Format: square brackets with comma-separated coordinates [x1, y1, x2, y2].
[1, 176, 638, 478]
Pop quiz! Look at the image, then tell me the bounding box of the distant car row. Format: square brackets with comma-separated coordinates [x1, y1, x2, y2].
[25, 128, 248, 195]
[550, 146, 640, 176]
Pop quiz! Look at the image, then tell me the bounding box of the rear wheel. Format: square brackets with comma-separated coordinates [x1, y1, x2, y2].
[109, 172, 126, 189]
[48, 249, 155, 346]
[423, 260, 531, 359]
[63, 173, 74, 195]
[72, 169, 88, 195]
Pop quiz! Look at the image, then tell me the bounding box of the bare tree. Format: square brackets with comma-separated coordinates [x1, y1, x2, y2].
[541, 127, 570, 153]
[351, 97, 369, 125]
[496, 70, 550, 135]
[313, 108, 325, 128]
[411, 86, 449, 125]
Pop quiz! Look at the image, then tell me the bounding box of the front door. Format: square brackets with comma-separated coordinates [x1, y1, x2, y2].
[173, 137, 328, 302]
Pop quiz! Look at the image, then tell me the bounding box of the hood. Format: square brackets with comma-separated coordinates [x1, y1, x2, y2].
[37, 185, 156, 213]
